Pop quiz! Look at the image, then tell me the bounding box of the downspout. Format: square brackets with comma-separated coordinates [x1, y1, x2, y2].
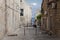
[5, 0, 7, 34]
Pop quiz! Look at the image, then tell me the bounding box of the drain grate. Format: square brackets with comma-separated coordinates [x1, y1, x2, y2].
[8, 34, 18, 36]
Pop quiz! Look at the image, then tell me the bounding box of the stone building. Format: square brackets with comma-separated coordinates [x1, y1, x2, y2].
[20, 0, 32, 27]
[0, 0, 20, 39]
[41, 0, 48, 31]
[41, 0, 60, 36]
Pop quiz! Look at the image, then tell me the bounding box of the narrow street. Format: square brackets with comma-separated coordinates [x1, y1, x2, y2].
[0, 0, 60, 40]
[2, 27, 60, 40]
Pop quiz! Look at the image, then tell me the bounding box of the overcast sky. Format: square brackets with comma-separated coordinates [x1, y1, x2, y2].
[25, 0, 42, 18]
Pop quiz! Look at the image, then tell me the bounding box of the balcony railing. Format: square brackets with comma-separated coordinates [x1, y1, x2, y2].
[49, 0, 54, 2]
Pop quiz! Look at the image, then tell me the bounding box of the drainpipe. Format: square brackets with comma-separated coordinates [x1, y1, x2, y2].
[5, 0, 7, 34]
[48, 8, 50, 30]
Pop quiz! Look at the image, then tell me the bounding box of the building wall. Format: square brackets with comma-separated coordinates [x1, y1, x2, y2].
[55, 0, 60, 36]
[41, 0, 60, 36]
[20, 0, 32, 27]
[46, 0, 60, 35]
[0, 0, 5, 39]
[24, 5, 32, 26]
[6, 0, 20, 34]
[25, 6, 32, 26]
[0, 0, 20, 39]
[41, 0, 48, 30]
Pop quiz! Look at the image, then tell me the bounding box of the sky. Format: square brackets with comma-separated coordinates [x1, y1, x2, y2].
[25, 0, 42, 18]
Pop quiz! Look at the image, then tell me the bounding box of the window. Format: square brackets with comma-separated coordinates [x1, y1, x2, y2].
[51, 2, 56, 9]
[20, 0, 22, 2]
[20, 9, 24, 16]
[44, 11, 47, 15]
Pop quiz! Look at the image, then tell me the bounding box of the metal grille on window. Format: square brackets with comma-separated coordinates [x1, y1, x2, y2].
[20, 9, 24, 16]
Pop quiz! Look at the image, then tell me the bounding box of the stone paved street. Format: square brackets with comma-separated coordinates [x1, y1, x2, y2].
[2, 27, 60, 40]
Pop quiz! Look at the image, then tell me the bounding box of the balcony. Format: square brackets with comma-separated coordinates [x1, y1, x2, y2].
[49, 0, 54, 3]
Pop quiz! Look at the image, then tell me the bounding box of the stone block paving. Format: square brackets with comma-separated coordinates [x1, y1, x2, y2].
[2, 27, 60, 40]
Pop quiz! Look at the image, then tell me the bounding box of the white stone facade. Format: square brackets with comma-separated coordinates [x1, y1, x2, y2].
[6, 0, 20, 35]
[0, 0, 32, 39]
[0, 0, 5, 39]
[20, 0, 32, 27]
[0, 0, 20, 39]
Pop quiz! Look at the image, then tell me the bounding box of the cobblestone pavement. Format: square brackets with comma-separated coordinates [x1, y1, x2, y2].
[2, 27, 60, 40]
